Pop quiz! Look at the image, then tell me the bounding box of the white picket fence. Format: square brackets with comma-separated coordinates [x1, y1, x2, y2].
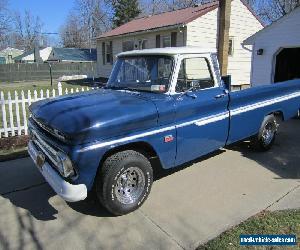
[0, 82, 98, 138]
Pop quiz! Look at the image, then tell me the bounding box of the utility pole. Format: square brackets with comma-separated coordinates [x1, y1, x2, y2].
[218, 0, 231, 76]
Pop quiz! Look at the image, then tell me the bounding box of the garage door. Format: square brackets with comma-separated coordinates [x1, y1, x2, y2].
[274, 47, 300, 83]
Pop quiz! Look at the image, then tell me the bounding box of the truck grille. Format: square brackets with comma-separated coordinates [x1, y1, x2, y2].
[31, 115, 66, 141]
[29, 121, 59, 169]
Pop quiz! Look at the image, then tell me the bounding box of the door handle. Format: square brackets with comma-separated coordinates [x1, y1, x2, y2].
[215, 94, 226, 99]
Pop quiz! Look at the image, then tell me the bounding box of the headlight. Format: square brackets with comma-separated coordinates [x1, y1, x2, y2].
[55, 152, 75, 178]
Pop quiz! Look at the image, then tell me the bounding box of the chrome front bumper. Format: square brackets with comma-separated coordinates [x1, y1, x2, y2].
[28, 141, 87, 202]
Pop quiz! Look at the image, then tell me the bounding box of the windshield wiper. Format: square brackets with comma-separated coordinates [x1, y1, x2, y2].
[106, 85, 130, 90]
[107, 85, 140, 92]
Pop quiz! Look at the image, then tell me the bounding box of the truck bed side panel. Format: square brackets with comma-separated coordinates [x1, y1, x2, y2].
[227, 80, 300, 144]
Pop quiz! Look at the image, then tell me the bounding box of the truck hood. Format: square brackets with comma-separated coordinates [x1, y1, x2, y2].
[29, 89, 158, 144]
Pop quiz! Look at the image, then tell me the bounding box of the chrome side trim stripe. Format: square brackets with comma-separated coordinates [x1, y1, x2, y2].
[79, 125, 176, 152]
[79, 91, 300, 152]
[231, 91, 300, 116]
[195, 112, 229, 126]
[176, 112, 229, 128]
[79, 112, 229, 152]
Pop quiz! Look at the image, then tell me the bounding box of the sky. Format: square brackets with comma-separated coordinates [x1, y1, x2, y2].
[9, 0, 74, 34]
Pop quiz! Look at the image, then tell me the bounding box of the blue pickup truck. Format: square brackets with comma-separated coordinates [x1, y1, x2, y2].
[28, 47, 300, 215]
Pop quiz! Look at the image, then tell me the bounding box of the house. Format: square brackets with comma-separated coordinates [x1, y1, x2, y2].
[0, 47, 24, 64]
[14, 47, 97, 63]
[47, 48, 97, 62]
[244, 6, 300, 86]
[14, 47, 53, 63]
[96, 0, 264, 87]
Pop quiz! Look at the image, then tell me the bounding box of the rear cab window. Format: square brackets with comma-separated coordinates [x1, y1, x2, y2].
[176, 57, 215, 92]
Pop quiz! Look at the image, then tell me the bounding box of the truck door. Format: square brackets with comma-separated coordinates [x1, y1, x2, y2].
[174, 56, 230, 166]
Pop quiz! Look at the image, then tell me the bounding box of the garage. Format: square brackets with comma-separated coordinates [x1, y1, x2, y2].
[274, 47, 300, 83]
[244, 6, 300, 86]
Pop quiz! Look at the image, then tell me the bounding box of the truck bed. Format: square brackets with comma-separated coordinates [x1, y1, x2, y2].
[227, 79, 300, 144]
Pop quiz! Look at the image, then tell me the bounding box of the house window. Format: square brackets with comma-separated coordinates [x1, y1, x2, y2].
[106, 42, 112, 64]
[228, 37, 234, 56]
[156, 35, 161, 48]
[122, 40, 134, 52]
[171, 32, 177, 47]
[162, 35, 171, 48]
[102, 42, 105, 64]
[138, 39, 147, 50]
[102, 41, 113, 65]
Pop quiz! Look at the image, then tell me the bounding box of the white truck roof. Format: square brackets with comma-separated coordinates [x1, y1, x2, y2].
[117, 46, 217, 57]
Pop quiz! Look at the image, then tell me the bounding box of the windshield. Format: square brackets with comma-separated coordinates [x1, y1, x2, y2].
[107, 55, 174, 93]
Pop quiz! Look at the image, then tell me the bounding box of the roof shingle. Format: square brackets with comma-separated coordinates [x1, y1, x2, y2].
[98, 2, 219, 38]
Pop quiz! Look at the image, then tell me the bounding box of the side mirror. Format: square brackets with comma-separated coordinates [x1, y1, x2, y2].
[221, 75, 231, 91]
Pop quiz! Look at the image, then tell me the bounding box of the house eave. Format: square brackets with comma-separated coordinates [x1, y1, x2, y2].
[96, 24, 185, 41]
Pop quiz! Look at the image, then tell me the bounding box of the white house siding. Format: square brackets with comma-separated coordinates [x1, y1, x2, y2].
[187, 0, 263, 86]
[227, 0, 263, 85]
[247, 8, 300, 86]
[186, 8, 219, 49]
[97, 29, 185, 78]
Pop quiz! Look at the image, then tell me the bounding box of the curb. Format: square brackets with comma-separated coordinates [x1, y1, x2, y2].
[0, 148, 28, 162]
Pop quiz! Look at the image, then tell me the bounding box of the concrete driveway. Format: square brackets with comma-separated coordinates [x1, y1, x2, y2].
[0, 119, 299, 250]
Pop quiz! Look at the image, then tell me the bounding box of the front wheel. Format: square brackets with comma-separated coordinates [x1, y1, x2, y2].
[250, 114, 278, 151]
[96, 150, 153, 215]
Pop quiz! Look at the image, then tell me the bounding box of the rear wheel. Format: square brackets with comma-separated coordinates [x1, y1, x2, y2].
[251, 114, 278, 151]
[96, 150, 153, 215]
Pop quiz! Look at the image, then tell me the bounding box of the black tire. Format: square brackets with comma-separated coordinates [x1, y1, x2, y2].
[96, 150, 153, 215]
[250, 114, 278, 151]
[293, 109, 300, 119]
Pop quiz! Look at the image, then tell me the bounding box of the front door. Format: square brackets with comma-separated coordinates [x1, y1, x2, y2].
[174, 56, 229, 165]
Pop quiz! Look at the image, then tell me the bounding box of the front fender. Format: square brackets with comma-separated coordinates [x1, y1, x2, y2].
[71, 126, 177, 191]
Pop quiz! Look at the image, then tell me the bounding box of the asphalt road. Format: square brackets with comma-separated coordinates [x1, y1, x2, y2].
[0, 119, 299, 250]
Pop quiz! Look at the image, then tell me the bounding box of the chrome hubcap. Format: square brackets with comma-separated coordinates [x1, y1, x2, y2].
[262, 122, 276, 145]
[115, 167, 145, 205]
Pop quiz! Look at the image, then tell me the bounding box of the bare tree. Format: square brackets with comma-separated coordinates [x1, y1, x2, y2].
[60, 0, 111, 48]
[60, 12, 86, 48]
[139, 0, 167, 15]
[250, 0, 299, 23]
[141, 0, 299, 24]
[12, 10, 46, 50]
[169, 0, 199, 10]
[0, 0, 11, 49]
[140, 0, 213, 15]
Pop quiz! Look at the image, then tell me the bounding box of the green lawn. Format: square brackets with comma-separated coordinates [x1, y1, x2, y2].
[0, 80, 80, 96]
[198, 209, 300, 250]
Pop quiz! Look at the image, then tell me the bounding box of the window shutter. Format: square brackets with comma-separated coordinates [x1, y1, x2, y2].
[102, 42, 105, 65]
[110, 41, 113, 64]
[156, 35, 161, 48]
[171, 32, 177, 47]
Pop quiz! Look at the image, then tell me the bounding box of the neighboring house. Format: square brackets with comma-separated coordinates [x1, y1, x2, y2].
[96, 0, 264, 87]
[0, 47, 24, 64]
[47, 48, 97, 62]
[14, 47, 53, 63]
[244, 7, 300, 86]
[14, 47, 97, 63]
